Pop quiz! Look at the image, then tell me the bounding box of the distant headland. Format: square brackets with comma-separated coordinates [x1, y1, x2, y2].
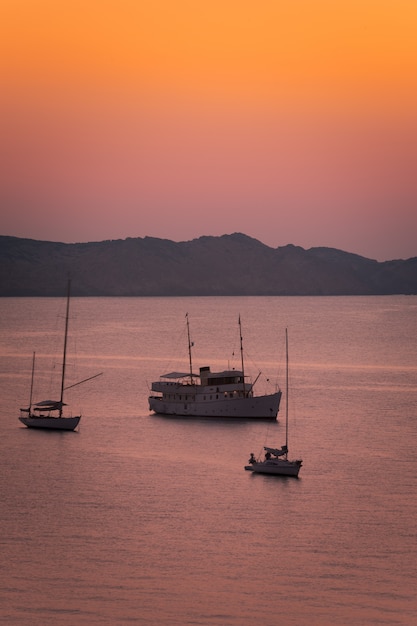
[0, 233, 416, 296]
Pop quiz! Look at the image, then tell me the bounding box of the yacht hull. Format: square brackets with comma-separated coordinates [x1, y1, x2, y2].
[149, 391, 281, 419]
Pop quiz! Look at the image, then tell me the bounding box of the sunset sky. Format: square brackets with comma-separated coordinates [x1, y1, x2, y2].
[1, 0, 416, 260]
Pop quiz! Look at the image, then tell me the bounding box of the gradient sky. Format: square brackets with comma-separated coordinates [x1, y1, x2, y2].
[1, 0, 416, 261]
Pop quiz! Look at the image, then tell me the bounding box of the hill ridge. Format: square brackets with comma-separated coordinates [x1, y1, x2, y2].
[0, 233, 416, 296]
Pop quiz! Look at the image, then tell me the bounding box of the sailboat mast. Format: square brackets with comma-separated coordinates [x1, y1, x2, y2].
[239, 315, 246, 396]
[186, 313, 194, 383]
[28, 351, 35, 414]
[285, 327, 289, 456]
[59, 279, 71, 417]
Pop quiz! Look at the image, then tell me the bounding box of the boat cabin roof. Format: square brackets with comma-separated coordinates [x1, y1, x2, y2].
[160, 371, 199, 379]
[159, 369, 244, 380]
[201, 369, 243, 378]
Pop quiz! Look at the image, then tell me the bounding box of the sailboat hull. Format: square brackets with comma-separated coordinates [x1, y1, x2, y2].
[19, 416, 80, 431]
[245, 459, 302, 477]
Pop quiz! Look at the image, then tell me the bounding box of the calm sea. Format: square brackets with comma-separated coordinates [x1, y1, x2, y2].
[0, 296, 416, 625]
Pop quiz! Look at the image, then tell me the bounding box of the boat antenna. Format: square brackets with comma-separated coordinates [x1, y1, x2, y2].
[239, 315, 246, 397]
[59, 279, 71, 417]
[186, 312, 194, 383]
[285, 327, 289, 459]
[28, 351, 36, 414]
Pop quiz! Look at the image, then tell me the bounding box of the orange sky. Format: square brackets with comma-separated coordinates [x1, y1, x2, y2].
[1, 0, 417, 260]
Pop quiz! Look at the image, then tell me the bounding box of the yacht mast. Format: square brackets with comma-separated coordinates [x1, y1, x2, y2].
[28, 351, 35, 414]
[239, 315, 246, 396]
[285, 327, 289, 458]
[186, 313, 194, 383]
[59, 279, 71, 417]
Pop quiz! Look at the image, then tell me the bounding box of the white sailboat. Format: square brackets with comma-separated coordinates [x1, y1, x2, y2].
[19, 280, 101, 431]
[149, 314, 282, 419]
[245, 328, 302, 477]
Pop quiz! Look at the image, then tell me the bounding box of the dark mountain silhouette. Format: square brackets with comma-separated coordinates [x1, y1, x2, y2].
[0, 233, 416, 296]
